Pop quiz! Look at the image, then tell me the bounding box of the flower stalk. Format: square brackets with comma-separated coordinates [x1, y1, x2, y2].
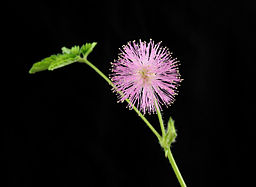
[167, 148, 187, 187]
[155, 100, 166, 136]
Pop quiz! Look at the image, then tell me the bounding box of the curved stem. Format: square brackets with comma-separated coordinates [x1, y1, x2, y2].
[154, 100, 165, 136]
[167, 148, 187, 187]
[80, 58, 161, 141]
[131, 104, 161, 141]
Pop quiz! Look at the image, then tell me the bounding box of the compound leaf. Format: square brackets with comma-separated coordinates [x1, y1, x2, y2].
[29, 42, 97, 74]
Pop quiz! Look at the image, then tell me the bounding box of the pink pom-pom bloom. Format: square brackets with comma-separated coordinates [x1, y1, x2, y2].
[110, 40, 182, 114]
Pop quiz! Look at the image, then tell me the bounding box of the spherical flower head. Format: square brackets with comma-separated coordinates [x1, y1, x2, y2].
[110, 40, 182, 114]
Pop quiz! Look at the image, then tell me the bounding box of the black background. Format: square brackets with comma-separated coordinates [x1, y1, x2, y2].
[5, 0, 253, 186]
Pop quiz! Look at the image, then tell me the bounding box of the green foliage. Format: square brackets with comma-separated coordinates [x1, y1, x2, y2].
[48, 54, 80, 71]
[80, 42, 97, 59]
[29, 42, 97, 74]
[160, 116, 177, 157]
[165, 116, 177, 146]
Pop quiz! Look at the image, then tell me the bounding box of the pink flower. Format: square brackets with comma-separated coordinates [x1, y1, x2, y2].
[110, 40, 182, 114]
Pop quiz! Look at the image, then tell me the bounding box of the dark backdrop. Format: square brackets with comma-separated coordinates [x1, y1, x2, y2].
[5, 0, 253, 186]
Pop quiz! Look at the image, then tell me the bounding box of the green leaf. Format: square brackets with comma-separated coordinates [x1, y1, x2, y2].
[48, 54, 80, 71]
[61, 47, 71, 54]
[70, 45, 80, 56]
[160, 116, 177, 157]
[29, 55, 57, 74]
[165, 116, 177, 145]
[29, 42, 97, 74]
[80, 42, 97, 59]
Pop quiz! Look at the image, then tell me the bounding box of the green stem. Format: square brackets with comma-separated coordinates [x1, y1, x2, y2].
[131, 104, 161, 141]
[154, 100, 165, 136]
[154, 100, 186, 187]
[167, 148, 187, 187]
[79, 58, 161, 141]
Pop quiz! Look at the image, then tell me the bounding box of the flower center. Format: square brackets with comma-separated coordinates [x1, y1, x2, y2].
[138, 67, 155, 85]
